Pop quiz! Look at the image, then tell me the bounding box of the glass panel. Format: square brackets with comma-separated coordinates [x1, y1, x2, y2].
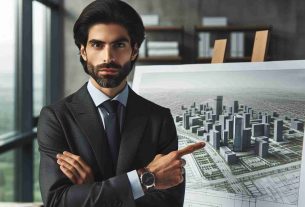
[0, 150, 15, 201]
[0, 0, 16, 136]
[34, 139, 41, 202]
[33, 1, 49, 117]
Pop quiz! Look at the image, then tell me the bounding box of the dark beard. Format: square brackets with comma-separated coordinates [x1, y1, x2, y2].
[87, 61, 133, 88]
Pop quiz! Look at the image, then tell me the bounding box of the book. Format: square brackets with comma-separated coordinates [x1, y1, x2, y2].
[141, 15, 159, 26]
[147, 41, 179, 49]
[198, 32, 211, 57]
[202, 17, 227, 26]
[230, 32, 244, 57]
[148, 48, 179, 56]
[237, 32, 244, 57]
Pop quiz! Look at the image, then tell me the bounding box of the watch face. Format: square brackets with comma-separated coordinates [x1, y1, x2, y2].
[142, 172, 155, 186]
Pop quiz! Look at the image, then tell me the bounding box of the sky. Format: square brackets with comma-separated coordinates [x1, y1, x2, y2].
[0, 0, 46, 73]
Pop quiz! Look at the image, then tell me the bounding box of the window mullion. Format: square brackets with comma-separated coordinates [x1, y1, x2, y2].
[14, 0, 34, 202]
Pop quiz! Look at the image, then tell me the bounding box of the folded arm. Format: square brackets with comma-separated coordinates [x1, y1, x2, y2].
[38, 106, 135, 207]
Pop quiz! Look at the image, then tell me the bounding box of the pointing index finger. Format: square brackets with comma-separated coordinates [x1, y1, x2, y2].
[177, 142, 205, 157]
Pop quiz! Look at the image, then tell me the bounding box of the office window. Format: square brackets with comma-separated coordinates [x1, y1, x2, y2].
[0, 0, 61, 202]
[0, 150, 15, 201]
[33, 1, 50, 117]
[33, 1, 51, 201]
[0, 0, 17, 136]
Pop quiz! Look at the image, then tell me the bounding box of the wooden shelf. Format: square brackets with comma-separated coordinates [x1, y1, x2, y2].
[197, 56, 271, 63]
[138, 56, 182, 62]
[197, 57, 250, 63]
[145, 26, 184, 32]
[195, 25, 272, 32]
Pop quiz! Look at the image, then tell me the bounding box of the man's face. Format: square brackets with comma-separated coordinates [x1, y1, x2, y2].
[80, 23, 138, 88]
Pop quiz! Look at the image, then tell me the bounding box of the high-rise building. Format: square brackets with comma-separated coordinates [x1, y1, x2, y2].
[264, 124, 270, 137]
[191, 102, 196, 108]
[274, 119, 283, 142]
[233, 116, 243, 151]
[183, 113, 190, 129]
[228, 106, 233, 114]
[175, 115, 183, 123]
[252, 123, 264, 137]
[197, 127, 206, 136]
[242, 128, 251, 150]
[222, 130, 228, 146]
[243, 113, 250, 128]
[219, 115, 229, 130]
[244, 105, 248, 113]
[291, 120, 304, 131]
[205, 111, 212, 120]
[262, 115, 271, 124]
[233, 101, 239, 113]
[213, 124, 222, 134]
[211, 114, 217, 123]
[220, 146, 237, 164]
[191, 125, 201, 133]
[189, 116, 202, 127]
[210, 129, 221, 149]
[248, 108, 254, 118]
[205, 122, 213, 133]
[255, 137, 269, 158]
[215, 96, 223, 119]
[199, 104, 204, 111]
[226, 119, 234, 139]
[252, 123, 269, 138]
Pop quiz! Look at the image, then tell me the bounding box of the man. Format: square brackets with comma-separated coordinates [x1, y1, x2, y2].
[37, 1, 205, 207]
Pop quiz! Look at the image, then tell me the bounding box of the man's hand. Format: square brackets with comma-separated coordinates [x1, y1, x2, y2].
[144, 142, 205, 190]
[56, 151, 94, 185]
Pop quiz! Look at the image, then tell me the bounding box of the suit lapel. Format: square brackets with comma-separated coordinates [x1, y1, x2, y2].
[116, 88, 149, 175]
[66, 84, 114, 179]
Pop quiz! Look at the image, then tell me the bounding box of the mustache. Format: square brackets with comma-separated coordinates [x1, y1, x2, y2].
[95, 62, 122, 70]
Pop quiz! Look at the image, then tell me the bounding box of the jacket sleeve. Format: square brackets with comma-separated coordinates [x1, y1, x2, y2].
[37, 106, 135, 207]
[135, 108, 185, 207]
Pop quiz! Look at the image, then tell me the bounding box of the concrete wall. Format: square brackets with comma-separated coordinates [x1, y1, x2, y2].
[63, 0, 305, 97]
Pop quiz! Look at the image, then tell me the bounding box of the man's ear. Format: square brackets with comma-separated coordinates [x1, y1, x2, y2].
[131, 44, 139, 61]
[80, 45, 87, 61]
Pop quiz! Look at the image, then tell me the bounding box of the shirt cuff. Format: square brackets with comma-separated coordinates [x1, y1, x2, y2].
[127, 170, 144, 200]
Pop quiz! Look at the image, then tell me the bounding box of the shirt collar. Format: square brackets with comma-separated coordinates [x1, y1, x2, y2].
[87, 78, 129, 107]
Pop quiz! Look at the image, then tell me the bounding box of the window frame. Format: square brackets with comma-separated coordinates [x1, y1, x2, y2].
[0, 0, 62, 202]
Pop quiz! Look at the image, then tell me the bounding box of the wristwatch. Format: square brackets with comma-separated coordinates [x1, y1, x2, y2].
[139, 167, 155, 190]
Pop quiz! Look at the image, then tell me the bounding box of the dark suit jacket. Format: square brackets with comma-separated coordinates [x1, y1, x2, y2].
[37, 83, 185, 207]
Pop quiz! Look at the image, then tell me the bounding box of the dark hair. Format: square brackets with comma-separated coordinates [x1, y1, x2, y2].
[73, 0, 145, 74]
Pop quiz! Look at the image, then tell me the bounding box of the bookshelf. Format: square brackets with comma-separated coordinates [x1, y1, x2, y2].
[138, 26, 184, 64]
[195, 25, 272, 32]
[195, 25, 272, 63]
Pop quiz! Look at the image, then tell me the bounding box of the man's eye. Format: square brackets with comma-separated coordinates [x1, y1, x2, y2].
[91, 42, 102, 48]
[114, 42, 126, 48]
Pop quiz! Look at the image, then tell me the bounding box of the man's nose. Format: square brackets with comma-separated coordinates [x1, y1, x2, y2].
[102, 45, 114, 63]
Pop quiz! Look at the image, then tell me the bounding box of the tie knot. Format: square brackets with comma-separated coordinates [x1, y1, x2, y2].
[102, 100, 119, 113]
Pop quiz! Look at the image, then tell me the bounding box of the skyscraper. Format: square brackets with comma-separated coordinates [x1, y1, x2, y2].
[243, 113, 250, 128]
[233, 116, 243, 151]
[255, 137, 269, 158]
[233, 101, 239, 113]
[242, 128, 251, 150]
[226, 119, 234, 139]
[183, 113, 190, 129]
[210, 129, 220, 149]
[219, 115, 229, 130]
[274, 119, 283, 142]
[215, 96, 223, 120]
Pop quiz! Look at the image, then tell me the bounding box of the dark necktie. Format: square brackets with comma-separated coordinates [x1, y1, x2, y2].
[101, 100, 121, 168]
